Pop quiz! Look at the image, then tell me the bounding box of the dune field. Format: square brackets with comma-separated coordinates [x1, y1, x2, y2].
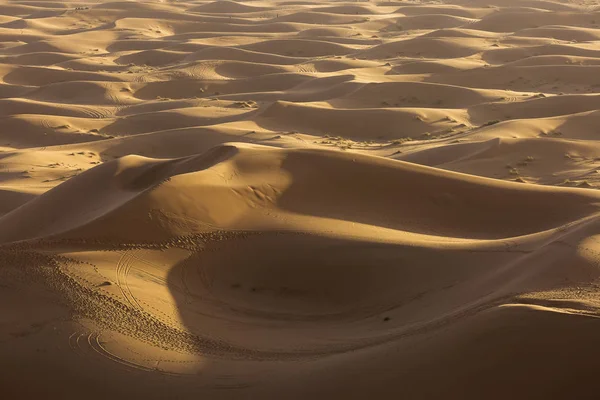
[3, 0, 600, 398]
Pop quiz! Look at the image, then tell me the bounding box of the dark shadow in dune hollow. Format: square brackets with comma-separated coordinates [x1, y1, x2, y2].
[162, 225, 600, 398]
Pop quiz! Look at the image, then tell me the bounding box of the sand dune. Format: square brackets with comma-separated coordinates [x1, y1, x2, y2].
[3, 0, 600, 399]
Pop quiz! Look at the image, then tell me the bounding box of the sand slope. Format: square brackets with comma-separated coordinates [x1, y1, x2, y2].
[2, 0, 600, 399]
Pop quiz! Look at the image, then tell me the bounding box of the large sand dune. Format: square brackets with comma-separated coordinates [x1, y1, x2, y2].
[2, 0, 600, 398]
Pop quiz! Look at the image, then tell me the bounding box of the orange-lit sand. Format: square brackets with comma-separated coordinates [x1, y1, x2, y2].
[2, 0, 600, 398]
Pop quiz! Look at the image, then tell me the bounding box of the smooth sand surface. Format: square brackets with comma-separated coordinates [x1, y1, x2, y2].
[2, 0, 600, 398]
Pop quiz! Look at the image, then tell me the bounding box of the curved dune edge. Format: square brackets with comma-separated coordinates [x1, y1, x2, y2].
[1, 142, 600, 244]
[2, 0, 600, 399]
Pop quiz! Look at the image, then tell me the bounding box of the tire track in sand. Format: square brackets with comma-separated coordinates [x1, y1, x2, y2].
[115, 250, 144, 312]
